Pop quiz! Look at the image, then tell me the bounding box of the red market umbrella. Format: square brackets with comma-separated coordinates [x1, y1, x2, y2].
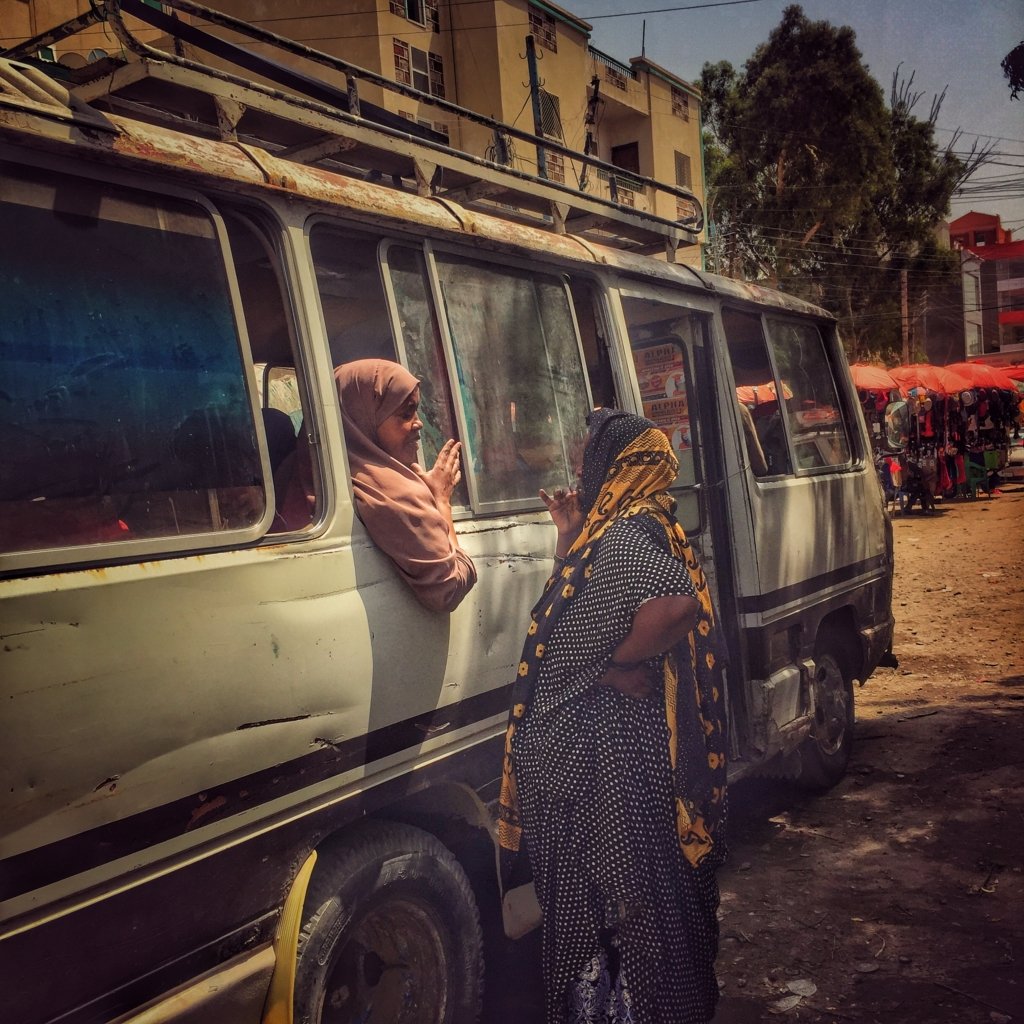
[736, 380, 793, 406]
[849, 364, 899, 393]
[890, 364, 955, 396]
[947, 361, 1019, 391]
[1000, 365, 1024, 382]
[933, 365, 974, 394]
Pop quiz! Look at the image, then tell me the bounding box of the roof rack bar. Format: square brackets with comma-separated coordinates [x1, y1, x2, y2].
[103, 0, 702, 232]
[2, 9, 106, 61]
[81, 9, 692, 241]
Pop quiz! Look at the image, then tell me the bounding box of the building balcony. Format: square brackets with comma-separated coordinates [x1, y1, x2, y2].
[588, 46, 647, 115]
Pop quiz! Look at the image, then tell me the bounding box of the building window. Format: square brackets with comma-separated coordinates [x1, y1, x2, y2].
[672, 86, 690, 121]
[391, 0, 439, 31]
[539, 90, 562, 138]
[674, 151, 692, 189]
[393, 39, 411, 86]
[428, 52, 446, 98]
[611, 141, 640, 174]
[547, 151, 565, 183]
[396, 41, 446, 97]
[529, 7, 557, 52]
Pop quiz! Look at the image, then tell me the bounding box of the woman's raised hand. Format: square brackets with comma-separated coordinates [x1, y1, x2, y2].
[539, 486, 583, 540]
[414, 439, 463, 505]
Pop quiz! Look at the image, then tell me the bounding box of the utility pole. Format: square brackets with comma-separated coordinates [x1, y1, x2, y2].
[901, 269, 910, 364]
[525, 35, 547, 179]
[579, 76, 600, 192]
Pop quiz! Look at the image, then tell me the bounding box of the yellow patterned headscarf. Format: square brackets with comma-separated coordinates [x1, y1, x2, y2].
[498, 411, 727, 872]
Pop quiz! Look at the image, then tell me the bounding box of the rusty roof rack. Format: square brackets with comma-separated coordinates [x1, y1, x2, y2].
[3, 0, 704, 258]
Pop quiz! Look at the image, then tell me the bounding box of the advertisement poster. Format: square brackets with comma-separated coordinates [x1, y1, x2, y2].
[633, 342, 691, 451]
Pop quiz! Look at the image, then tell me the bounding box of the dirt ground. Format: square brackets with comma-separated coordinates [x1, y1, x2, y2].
[716, 482, 1024, 1024]
[489, 482, 1024, 1024]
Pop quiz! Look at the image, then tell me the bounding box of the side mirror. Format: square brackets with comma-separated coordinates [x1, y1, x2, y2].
[883, 400, 909, 452]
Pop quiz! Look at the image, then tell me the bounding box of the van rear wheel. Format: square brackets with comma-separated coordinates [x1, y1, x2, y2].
[294, 821, 484, 1024]
[797, 648, 854, 791]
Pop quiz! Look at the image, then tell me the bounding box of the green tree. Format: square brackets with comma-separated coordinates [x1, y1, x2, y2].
[701, 6, 989, 361]
[1002, 41, 1024, 99]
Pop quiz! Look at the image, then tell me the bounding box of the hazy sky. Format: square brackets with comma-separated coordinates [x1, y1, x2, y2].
[575, 0, 1024, 231]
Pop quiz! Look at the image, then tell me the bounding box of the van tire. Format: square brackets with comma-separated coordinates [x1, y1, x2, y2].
[294, 821, 484, 1024]
[797, 646, 855, 792]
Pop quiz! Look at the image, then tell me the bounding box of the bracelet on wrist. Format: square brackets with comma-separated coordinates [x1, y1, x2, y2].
[607, 654, 646, 671]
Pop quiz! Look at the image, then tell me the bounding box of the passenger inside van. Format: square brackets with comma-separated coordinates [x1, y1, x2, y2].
[336, 359, 477, 613]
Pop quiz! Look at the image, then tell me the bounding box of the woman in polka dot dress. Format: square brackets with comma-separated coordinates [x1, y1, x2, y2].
[498, 409, 728, 1024]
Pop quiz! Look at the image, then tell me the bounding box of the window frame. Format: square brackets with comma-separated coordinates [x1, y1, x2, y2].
[221, 203, 326, 537]
[426, 241, 595, 515]
[529, 7, 558, 53]
[0, 151, 274, 575]
[393, 38, 412, 86]
[671, 86, 691, 121]
[390, 0, 439, 31]
[381, 238, 596, 516]
[610, 282, 718, 536]
[761, 314, 858, 476]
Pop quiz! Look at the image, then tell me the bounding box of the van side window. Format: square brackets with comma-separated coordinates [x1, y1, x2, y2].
[620, 296, 703, 534]
[569, 277, 618, 408]
[309, 225, 398, 365]
[764, 319, 852, 470]
[432, 254, 591, 509]
[224, 211, 317, 532]
[722, 308, 792, 476]
[385, 244, 469, 508]
[0, 164, 263, 559]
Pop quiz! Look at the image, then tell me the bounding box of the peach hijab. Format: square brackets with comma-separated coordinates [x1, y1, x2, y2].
[336, 360, 476, 613]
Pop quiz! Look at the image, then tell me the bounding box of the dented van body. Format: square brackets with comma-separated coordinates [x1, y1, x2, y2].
[0, 22, 893, 1024]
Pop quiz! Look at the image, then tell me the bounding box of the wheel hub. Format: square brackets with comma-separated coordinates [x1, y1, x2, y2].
[321, 899, 448, 1024]
[811, 657, 848, 756]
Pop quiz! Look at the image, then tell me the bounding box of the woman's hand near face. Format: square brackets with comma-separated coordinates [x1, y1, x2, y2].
[539, 487, 583, 554]
[414, 438, 463, 507]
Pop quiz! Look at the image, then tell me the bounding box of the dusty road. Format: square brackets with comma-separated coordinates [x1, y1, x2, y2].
[715, 482, 1024, 1024]
[488, 483, 1024, 1023]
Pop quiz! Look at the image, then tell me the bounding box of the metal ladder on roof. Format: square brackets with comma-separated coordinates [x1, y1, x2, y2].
[2, 0, 704, 259]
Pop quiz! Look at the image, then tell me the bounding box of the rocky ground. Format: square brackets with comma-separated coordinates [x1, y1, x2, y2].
[488, 482, 1024, 1024]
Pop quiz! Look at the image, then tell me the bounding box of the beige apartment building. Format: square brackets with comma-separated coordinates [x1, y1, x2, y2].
[1, 0, 706, 261]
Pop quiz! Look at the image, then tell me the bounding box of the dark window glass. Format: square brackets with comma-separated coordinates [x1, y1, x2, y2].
[0, 165, 262, 557]
[765, 319, 852, 470]
[433, 254, 590, 508]
[620, 296, 704, 533]
[722, 308, 792, 476]
[386, 245, 468, 507]
[309, 225, 397, 365]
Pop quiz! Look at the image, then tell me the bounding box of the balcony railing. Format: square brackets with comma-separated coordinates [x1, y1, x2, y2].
[588, 47, 636, 83]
